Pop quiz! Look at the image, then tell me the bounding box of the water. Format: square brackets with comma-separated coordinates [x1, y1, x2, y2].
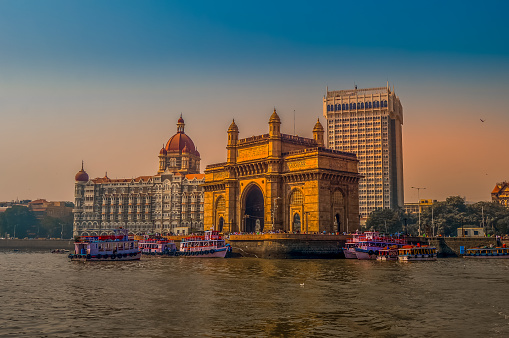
[1, 252, 508, 337]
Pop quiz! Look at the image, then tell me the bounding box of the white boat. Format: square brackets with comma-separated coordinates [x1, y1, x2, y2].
[139, 236, 177, 256]
[398, 245, 437, 261]
[177, 230, 230, 258]
[69, 228, 141, 261]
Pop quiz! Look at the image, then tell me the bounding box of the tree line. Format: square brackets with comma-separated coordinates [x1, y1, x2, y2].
[0, 205, 74, 239]
[363, 196, 509, 236]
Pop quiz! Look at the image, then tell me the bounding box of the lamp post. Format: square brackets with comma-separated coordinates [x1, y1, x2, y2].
[13, 224, 17, 239]
[304, 212, 310, 234]
[411, 186, 426, 236]
[271, 197, 281, 231]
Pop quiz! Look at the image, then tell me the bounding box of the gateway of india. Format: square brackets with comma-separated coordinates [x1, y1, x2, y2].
[203, 109, 361, 234]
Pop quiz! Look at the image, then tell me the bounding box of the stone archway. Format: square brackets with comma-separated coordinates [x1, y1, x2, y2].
[293, 213, 301, 232]
[243, 184, 264, 233]
[218, 217, 224, 232]
[335, 213, 341, 233]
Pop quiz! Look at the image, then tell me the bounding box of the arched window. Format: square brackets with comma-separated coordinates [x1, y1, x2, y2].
[290, 189, 304, 205]
[342, 103, 346, 110]
[216, 196, 225, 211]
[384, 100, 388, 107]
[353, 103, 356, 109]
[361, 102, 364, 109]
[369, 102, 372, 108]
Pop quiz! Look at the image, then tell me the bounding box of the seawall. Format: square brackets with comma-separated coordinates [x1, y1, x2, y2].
[0, 239, 74, 251]
[226, 234, 348, 259]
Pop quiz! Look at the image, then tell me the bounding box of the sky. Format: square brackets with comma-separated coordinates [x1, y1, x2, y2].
[0, 0, 508, 204]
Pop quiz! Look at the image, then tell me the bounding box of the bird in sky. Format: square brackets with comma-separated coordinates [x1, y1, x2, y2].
[480, 119, 485, 122]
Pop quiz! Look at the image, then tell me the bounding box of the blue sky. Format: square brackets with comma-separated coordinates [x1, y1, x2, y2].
[0, 0, 508, 202]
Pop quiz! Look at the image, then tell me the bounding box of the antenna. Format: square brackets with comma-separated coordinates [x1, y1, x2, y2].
[293, 110, 296, 136]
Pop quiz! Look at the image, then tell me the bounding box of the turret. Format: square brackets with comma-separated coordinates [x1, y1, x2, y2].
[313, 118, 324, 147]
[227, 119, 239, 164]
[268, 108, 281, 137]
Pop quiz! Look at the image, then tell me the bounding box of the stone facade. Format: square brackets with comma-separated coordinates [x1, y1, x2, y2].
[73, 117, 204, 237]
[203, 110, 361, 234]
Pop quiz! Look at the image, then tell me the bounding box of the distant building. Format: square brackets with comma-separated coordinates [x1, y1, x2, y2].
[323, 84, 404, 223]
[203, 109, 361, 234]
[457, 227, 485, 237]
[28, 199, 73, 220]
[492, 182, 509, 207]
[404, 199, 437, 215]
[73, 116, 204, 237]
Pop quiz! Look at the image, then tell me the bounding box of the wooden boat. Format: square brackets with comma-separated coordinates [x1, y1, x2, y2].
[177, 230, 230, 258]
[69, 228, 140, 261]
[461, 245, 509, 258]
[139, 236, 177, 256]
[398, 245, 437, 261]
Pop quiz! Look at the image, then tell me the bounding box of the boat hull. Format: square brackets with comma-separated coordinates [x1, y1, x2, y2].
[177, 247, 228, 258]
[398, 254, 437, 262]
[463, 254, 509, 259]
[342, 248, 358, 259]
[355, 248, 378, 260]
[69, 252, 141, 261]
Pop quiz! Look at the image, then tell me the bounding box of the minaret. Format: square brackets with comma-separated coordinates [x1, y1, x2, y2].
[268, 109, 282, 158]
[313, 118, 324, 147]
[227, 119, 239, 164]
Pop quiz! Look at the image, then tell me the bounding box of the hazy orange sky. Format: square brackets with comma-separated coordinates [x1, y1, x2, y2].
[0, 1, 508, 204]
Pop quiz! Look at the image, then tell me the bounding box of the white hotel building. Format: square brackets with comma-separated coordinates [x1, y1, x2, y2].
[73, 116, 204, 236]
[323, 84, 404, 222]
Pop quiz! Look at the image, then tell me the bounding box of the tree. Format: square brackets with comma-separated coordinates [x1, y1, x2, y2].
[0, 206, 39, 238]
[364, 208, 416, 234]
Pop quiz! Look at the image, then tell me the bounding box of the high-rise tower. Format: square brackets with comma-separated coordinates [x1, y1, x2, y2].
[323, 84, 404, 222]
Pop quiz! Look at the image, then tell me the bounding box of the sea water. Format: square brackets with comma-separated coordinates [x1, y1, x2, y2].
[0, 251, 508, 337]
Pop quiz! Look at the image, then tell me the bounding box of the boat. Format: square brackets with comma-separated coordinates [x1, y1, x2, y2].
[376, 246, 399, 261]
[354, 232, 407, 260]
[139, 236, 177, 256]
[177, 230, 230, 258]
[461, 245, 509, 258]
[342, 232, 365, 259]
[398, 245, 437, 261]
[69, 228, 141, 261]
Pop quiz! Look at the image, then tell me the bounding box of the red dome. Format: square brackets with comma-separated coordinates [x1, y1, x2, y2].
[165, 132, 197, 155]
[159, 147, 167, 155]
[75, 169, 89, 182]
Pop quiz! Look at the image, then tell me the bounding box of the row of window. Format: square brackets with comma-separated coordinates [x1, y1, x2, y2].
[326, 100, 388, 112]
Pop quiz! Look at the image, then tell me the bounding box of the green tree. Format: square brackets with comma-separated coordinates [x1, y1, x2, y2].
[0, 206, 39, 238]
[364, 208, 416, 234]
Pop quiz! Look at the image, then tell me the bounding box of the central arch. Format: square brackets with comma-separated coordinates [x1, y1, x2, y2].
[243, 184, 264, 233]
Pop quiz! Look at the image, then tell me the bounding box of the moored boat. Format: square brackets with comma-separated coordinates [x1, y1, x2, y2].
[398, 245, 437, 261]
[69, 228, 141, 261]
[139, 236, 177, 256]
[377, 246, 399, 261]
[461, 245, 509, 258]
[353, 232, 407, 260]
[177, 230, 230, 258]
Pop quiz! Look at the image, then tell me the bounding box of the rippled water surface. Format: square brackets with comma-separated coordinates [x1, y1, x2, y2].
[1, 251, 508, 337]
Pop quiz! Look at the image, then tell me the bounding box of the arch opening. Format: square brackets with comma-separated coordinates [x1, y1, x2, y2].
[293, 213, 301, 232]
[243, 185, 264, 233]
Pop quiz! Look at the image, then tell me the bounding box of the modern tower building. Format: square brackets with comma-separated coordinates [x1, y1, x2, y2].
[323, 84, 404, 222]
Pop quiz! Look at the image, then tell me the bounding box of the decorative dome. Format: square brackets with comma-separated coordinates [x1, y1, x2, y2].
[313, 118, 324, 132]
[164, 115, 199, 156]
[75, 162, 89, 182]
[228, 119, 239, 132]
[182, 144, 189, 153]
[269, 108, 281, 123]
[159, 144, 167, 155]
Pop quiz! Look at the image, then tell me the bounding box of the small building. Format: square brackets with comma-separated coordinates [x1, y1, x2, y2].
[29, 199, 73, 220]
[457, 227, 485, 237]
[492, 182, 509, 207]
